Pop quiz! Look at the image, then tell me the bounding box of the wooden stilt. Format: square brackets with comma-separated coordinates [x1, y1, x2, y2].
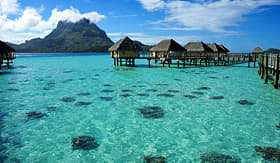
[177, 60, 180, 68]
[258, 55, 261, 75]
[183, 60, 186, 68]
[274, 55, 279, 89]
[265, 55, 268, 83]
[254, 55, 256, 68]
[120, 58, 122, 66]
[148, 59, 151, 68]
[248, 55, 250, 68]
[261, 56, 264, 79]
[168, 59, 171, 68]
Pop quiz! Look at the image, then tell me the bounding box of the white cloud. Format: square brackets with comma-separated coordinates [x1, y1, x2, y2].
[138, 0, 280, 33]
[137, 0, 165, 11]
[107, 32, 145, 37]
[0, 0, 20, 14]
[0, 5, 106, 43]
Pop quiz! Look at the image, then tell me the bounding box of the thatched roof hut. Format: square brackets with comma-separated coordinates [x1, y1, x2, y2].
[150, 39, 186, 58]
[0, 40, 16, 53]
[184, 41, 213, 57]
[150, 39, 186, 52]
[252, 46, 263, 54]
[206, 43, 224, 53]
[109, 37, 142, 52]
[218, 44, 230, 53]
[0, 40, 16, 62]
[108, 36, 142, 58]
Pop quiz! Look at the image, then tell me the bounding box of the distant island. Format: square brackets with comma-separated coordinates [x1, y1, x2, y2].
[7, 18, 152, 53]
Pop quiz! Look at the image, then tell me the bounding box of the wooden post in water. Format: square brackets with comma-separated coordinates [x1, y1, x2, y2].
[254, 55, 256, 68]
[258, 55, 261, 75]
[177, 60, 180, 68]
[274, 55, 279, 89]
[148, 59, 151, 68]
[265, 55, 268, 83]
[261, 55, 264, 79]
[248, 55, 250, 68]
[183, 60, 186, 68]
[168, 59, 171, 68]
[120, 58, 122, 66]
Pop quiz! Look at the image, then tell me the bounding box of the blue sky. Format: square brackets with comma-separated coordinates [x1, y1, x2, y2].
[0, 0, 280, 52]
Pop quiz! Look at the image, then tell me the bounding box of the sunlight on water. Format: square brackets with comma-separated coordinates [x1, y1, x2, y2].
[1, 53, 280, 162]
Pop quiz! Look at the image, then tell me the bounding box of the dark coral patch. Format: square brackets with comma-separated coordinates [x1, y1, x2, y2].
[197, 87, 211, 90]
[7, 88, 19, 91]
[191, 92, 204, 95]
[61, 79, 73, 83]
[122, 89, 133, 92]
[74, 101, 92, 106]
[46, 106, 58, 111]
[168, 90, 180, 93]
[157, 94, 174, 97]
[26, 111, 47, 119]
[94, 74, 100, 76]
[184, 95, 197, 99]
[77, 92, 91, 96]
[146, 89, 158, 92]
[200, 152, 240, 163]
[141, 155, 166, 163]
[209, 96, 224, 100]
[137, 93, 149, 97]
[72, 136, 99, 150]
[120, 94, 132, 97]
[61, 97, 76, 102]
[276, 123, 280, 129]
[208, 76, 217, 79]
[104, 84, 112, 87]
[102, 90, 114, 93]
[78, 78, 86, 80]
[238, 100, 254, 105]
[35, 78, 44, 81]
[174, 78, 183, 81]
[8, 82, 17, 85]
[100, 97, 113, 101]
[43, 87, 52, 91]
[156, 83, 168, 86]
[254, 146, 280, 161]
[139, 106, 164, 118]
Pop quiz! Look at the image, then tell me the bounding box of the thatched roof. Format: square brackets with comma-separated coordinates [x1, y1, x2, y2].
[184, 41, 213, 53]
[218, 44, 230, 53]
[150, 39, 186, 52]
[108, 36, 142, 51]
[0, 40, 16, 53]
[252, 46, 263, 53]
[206, 43, 224, 53]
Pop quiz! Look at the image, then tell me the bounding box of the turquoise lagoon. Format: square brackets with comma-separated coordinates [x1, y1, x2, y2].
[1, 53, 280, 162]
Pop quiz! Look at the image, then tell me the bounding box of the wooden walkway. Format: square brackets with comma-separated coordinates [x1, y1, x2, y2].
[0, 53, 16, 69]
[112, 53, 257, 68]
[258, 54, 279, 89]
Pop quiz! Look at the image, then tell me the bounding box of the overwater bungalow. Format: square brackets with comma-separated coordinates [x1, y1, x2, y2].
[150, 39, 186, 59]
[218, 44, 230, 54]
[206, 43, 225, 58]
[0, 40, 16, 69]
[252, 46, 264, 56]
[109, 36, 142, 58]
[184, 41, 213, 57]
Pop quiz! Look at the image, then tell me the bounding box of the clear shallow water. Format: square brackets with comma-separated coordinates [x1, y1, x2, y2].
[1, 53, 280, 162]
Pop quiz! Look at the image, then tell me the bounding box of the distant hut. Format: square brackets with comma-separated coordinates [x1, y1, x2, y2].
[0, 40, 16, 68]
[150, 39, 186, 58]
[108, 36, 142, 58]
[252, 46, 264, 56]
[184, 41, 213, 57]
[206, 43, 225, 57]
